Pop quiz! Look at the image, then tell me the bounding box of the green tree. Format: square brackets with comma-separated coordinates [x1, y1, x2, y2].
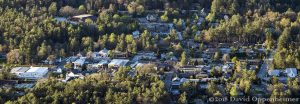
[82, 37, 94, 51]
[108, 33, 117, 49]
[273, 50, 286, 69]
[222, 54, 230, 62]
[6, 49, 24, 64]
[264, 30, 274, 50]
[231, 56, 238, 63]
[49, 2, 57, 15]
[277, 27, 291, 50]
[37, 42, 47, 59]
[160, 12, 169, 22]
[78, 5, 86, 13]
[206, 0, 221, 22]
[213, 51, 221, 61]
[136, 5, 144, 15]
[178, 92, 188, 104]
[230, 85, 238, 97]
[180, 51, 188, 66]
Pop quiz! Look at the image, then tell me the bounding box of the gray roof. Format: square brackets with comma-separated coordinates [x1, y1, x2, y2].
[10, 67, 30, 73]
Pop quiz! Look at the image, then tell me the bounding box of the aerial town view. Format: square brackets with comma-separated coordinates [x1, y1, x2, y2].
[1, 0, 300, 104]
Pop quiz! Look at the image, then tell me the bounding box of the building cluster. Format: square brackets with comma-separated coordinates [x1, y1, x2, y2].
[1, 9, 298, 103]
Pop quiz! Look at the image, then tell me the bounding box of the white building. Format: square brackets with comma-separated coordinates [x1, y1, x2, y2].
[146, 14, 158, 22]
[108, 59, 129, 68]
[99, 48, 109, 58]
[132, 30, 140, 39]
[285, 68, 297, 78]
[73, 57, 86, 69]
[11, 67, 48, 79]
[268, 70, 280, 77]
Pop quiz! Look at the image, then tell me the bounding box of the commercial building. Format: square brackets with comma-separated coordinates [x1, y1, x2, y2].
[11, 67, 48, 79]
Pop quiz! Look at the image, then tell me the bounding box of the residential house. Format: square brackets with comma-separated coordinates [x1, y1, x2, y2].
[249, 65, 258, 70]
[66, 56, 79, 63]
[177, 32, 183, 40]
[54, 17, 68, 22]
[285, 68, 297, 78]
[219, 48, 231, 54]
[171, 77, 200, 95]
[108, 59, 129, 68]
[146, 14, 158, 22]
[204, 48, 218, 57]
[196, 72, 209, 79]
[185, 40, 199, 49]
[190, 58, 204, 66]
[71, 14, 97, 22]
[99, 48, 109, 58]
[90, 60, 109, 69]
[53, 68, 63, 74]
[64, 70, 84, 82]
[178, 66, 202, 77]
[197, 17, 205, 26]
[132, 51, 157, 61]
[222, 64, 233, 73]
[132, 30, 140, 39]
[224, 15, 229, 21]
[91, 48, 109, 61]
[268, 70, 280, 77]
[72, 57, 87, 69]
[14, 83, 34, 89]
[200, 8, 207, 17]
[240, 59, 262, 66]
[112, 51, 128, 58]
[198, 78, 218, 90]
[155, 63, 173, 71]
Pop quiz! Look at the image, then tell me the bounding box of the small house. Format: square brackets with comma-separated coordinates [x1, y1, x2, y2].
[268, 70, 280, 77]
[54, 17, 68, 22]
[112, 51, 128, 58]
[108, 59, 129, 68]
[72, 57, 86, 69]
[285, 68, 297, 78]
[99, 48, 109, 58]
[146, 14, 158, 22]
[132, 30, 140, 39]
[53, 68, 63, 74]
[71, 14, 97, 22]
[65, 70, 84, 81]
[132, 51, 157, 61]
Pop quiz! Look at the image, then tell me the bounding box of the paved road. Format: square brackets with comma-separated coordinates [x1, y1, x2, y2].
[257, 50, 274, 80]
[163, 71, 174, 92]
[257, 62, 267, 79]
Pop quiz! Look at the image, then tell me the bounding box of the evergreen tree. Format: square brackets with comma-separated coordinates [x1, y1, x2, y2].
[178, 92, 188, 104]
[180, 51, 188, 66]
[49, 2, 57, 15]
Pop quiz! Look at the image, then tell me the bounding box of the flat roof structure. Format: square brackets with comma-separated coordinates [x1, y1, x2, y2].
[73, 57, 86, 66]
[73, 14, 93, 19]
[108, 59, 129, 67]
[10, 67, 30, 73]
[26, 67, 48, 73]
[10, 67, 49, 79]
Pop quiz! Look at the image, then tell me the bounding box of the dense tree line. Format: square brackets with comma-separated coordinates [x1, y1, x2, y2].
[1, 67, 169, 103]
[1, 0, 300, 64]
